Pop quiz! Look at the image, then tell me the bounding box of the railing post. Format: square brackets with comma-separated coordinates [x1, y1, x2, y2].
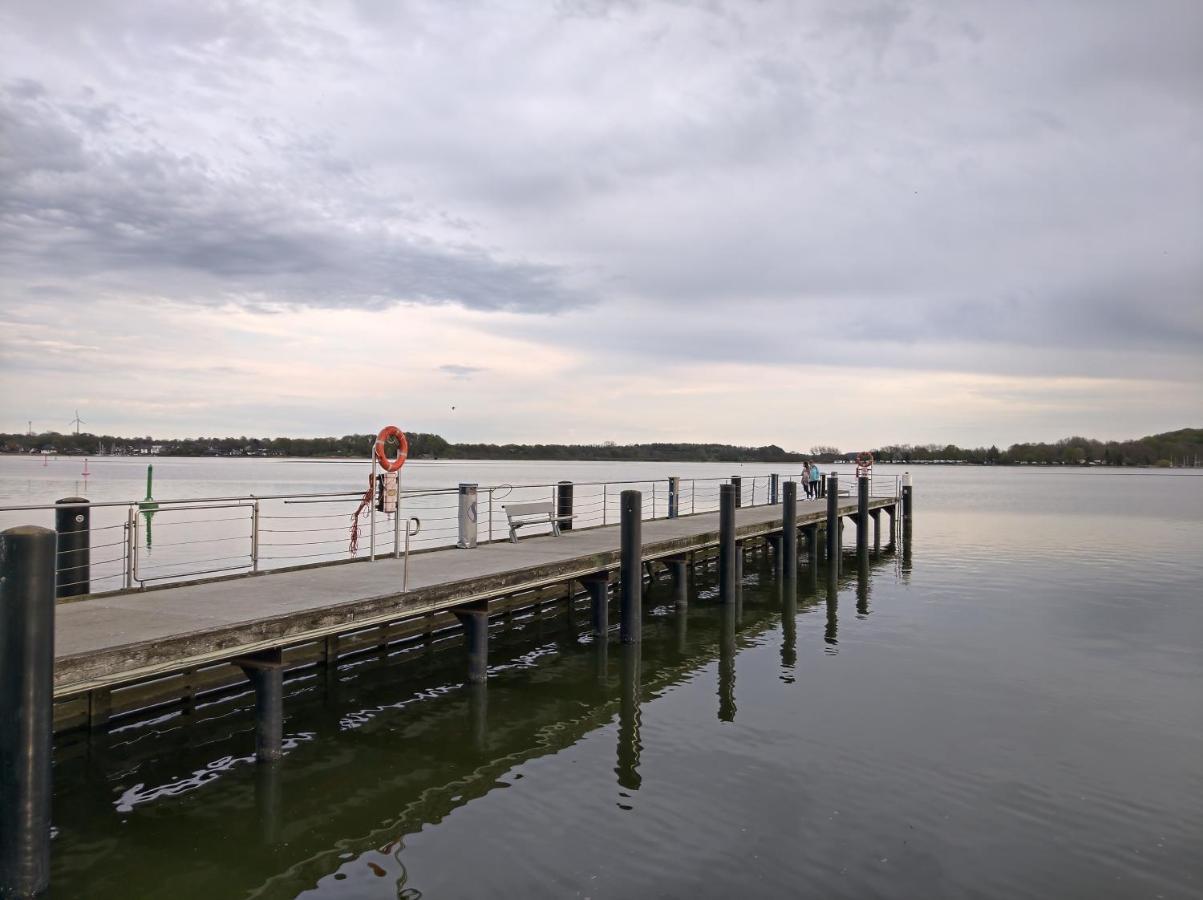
[603, 484, 608, 526]
[125, 504, 136, 589]
[719, 483, 737, 603]
[667, 477, 680, 518]
[1, 526, 56, 899]
[556, 481, 574, 532]
[55, 496, 89, 598]
[782, 480, 798, 572]
[619, 490, 642, 643]
[251, 498, 261, 573]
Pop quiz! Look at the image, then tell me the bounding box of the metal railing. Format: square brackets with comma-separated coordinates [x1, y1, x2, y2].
[0, 470, 901, 596]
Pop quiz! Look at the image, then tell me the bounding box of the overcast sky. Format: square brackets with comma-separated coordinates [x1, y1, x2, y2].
[1, 0, 1200, 449]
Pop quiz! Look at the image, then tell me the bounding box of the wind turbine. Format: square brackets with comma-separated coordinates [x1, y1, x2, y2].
[69, 410, 86, 435]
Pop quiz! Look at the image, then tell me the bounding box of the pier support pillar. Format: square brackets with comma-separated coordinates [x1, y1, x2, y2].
[857, 476, 869, 557]
[730, 476, 742, 508]
[1, 526, 55, 900]
[667, 556, 688, 606]
[236, 649, 285, 763]
[55, 497, 90, 598]
[619, 490, 642, 643]
[766, 533, 782, 577]
[556, 481, 574, 532]
[902, 473, 913, 522]
[770, 473, 780, 505]
[719, 483, 738, 603]
[782, 481, 798, 573]
[667, 477, 681, 519]
[825, 473, 840, 572]
[453, 601, 491, 684]
[581, 574, 610, 638]
[870, 509, 881, 551]
[805, 523, 819, 567]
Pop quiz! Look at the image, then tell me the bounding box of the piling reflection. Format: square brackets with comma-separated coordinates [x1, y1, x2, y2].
[616, 642, 642, 792]
[825, 564, 839, 650]
[254, 760, 282, 847]
[780, 570, 797, 676]
[857, 550, 870, 617]
[467, 681, 488, 753]
[718, 600, 737, 722]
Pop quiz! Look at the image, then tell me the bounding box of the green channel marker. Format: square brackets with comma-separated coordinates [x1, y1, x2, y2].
[139, 464, 158, 549]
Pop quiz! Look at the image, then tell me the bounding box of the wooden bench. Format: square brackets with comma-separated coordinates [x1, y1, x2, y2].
[502, 501, 568, 543]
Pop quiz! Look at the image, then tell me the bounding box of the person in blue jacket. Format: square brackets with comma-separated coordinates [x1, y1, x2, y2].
[809, 461, 821, 499]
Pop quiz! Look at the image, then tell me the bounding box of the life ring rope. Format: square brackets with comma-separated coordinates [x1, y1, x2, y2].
[374, 425, 408, 472]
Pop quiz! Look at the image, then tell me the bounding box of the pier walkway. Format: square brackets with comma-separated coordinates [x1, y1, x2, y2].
[55, 496, 894, 698]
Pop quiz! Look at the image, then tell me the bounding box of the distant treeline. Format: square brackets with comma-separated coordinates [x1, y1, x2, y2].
[1, 428, 1199, 467]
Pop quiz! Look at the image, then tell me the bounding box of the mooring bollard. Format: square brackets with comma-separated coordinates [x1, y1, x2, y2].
[730, 476, 742, 508]
[1, 526, 56, 899]
[719, 483, 737, 603]
[667, 476, 680, 518]
[556, 480, 574, 532]
[857, 476, 869, 557]
[902, 472, 913, 521]
[55, 496, 90, 598]
[825, 473, 839, 568]
[782, 480, 798, 572]
[619, 490, 642, 643]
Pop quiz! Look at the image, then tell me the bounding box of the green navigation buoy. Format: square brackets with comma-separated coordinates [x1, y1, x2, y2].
[139, 464, 158, 549]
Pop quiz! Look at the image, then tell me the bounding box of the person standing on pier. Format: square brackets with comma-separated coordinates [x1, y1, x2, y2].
[809, 461, 821, 499]
[802, 461, 814, 499]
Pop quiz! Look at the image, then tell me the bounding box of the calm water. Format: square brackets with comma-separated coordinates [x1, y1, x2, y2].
[7, 459, 1202, 898]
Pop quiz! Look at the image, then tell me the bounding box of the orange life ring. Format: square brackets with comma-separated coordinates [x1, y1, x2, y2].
[374, 426, 408, 472]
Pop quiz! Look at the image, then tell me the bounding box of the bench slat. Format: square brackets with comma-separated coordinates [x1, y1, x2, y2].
[503, 501, 555, 517]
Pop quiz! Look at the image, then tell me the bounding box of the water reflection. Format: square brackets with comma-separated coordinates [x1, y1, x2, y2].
[48, 545, 901, 899]
[825, 564, 839, 651]
[857, 550, 870, 617]
[616, 643, 642, 794]
[780, 570, 797, 677]
[718, 600, 737, 722]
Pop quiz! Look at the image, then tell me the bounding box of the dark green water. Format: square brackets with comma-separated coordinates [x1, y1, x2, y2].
[47, 470, 1203, 898]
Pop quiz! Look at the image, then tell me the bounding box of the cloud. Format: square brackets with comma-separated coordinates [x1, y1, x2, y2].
[0, 80, 585, 313]
[439, 364, 487, 379]
[0, 0, 1200, 441]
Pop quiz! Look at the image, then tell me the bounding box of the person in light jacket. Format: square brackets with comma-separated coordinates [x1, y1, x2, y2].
[809, 461, 822, 499]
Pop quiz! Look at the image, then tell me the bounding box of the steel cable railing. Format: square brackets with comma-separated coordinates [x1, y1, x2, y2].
[0, 468, 903, 595]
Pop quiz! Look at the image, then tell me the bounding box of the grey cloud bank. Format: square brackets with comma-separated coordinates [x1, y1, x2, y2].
[0, 0, 1200, 442]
